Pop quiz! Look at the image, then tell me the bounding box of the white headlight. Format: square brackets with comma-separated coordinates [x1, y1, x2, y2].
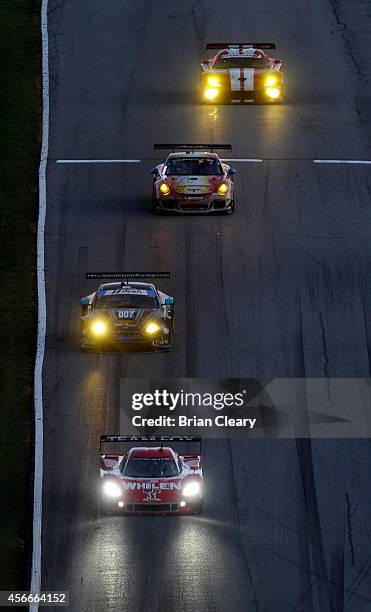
[183, 480, 201, 497]
[103, 480, 122, 498]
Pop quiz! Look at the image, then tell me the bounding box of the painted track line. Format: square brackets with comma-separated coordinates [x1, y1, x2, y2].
[314, 159, 371, 164]
[56, 159, 141, 163]
[221, 158, 263, 162]
[55, 158, 262, 164]
[55, 159, 371, 165]
[30, 1, 48, 610]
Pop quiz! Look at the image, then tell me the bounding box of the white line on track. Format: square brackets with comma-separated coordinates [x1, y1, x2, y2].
[56, 158, 263, 164]
[55, 159, 371, 165]
[313, 159, 371, 164]
[221, 158, 263, 162]
[56, 159, 141, 163]
[30, 1, 48, 611]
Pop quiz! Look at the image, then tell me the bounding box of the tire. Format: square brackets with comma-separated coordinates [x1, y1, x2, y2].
[253, 92, 264, 104]
[153, 198, 162, 214]
[152, 184, 160, 214]
[224, 199, 234, 215]
[99, 497, 115, 516]
[192, 499, 203, 514]
[80, 333, 95, 351]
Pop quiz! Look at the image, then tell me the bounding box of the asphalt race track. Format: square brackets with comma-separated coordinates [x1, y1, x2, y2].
[42, 1, 371, 610]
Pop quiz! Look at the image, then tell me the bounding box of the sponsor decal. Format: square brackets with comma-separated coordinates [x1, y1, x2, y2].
[113, 288, 149, 295]
[122, 481, 181, 491]
[143, 491, 160, 501]
[118, 310, 136, 319]
[153, 338, 169, 346]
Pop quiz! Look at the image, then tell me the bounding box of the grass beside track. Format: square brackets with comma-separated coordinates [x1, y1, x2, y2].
[0, 0, 40, 591]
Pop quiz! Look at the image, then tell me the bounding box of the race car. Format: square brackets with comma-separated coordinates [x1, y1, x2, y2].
[200, 42, 284, 103]
[151, 144, 236, 214]
[80, 273, 174, 351]
[99, 435, 203, 514]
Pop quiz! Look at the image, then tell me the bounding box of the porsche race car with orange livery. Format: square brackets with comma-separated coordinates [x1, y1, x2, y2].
[201, 42, 284, 103]
[151, 144, 236, 214]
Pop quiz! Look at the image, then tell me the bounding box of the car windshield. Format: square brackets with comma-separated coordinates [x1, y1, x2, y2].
[166, 158, 223, 176]
[213, 57, 271, 69]
[124, 456, 179, 478]
[94, 293, 158, 310]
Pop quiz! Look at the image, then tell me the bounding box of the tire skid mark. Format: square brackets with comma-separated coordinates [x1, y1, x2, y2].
[228, 439, 259, 612]
[328, 0, 366, 82]
[185, 230, 197, 377]
[215, 233, 232, 367]
[346, 493, 355, 568]
[295, 438, 333, 610]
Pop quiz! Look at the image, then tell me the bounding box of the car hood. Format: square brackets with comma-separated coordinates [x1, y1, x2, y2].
[212, 67, 272, 74]
[169, 175, 221, 194]
[90, 308, 162, 328]
[120, 477, 184, 502]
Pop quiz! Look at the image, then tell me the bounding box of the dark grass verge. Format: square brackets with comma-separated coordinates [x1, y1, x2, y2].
[0, 0, 40, 592]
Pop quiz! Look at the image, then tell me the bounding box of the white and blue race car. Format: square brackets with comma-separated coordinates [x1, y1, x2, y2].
[80, 273, 174, 351]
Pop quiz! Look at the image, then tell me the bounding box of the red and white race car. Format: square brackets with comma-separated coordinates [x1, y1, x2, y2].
[201, 42, 284, 103]
[99, 435, 203, 514]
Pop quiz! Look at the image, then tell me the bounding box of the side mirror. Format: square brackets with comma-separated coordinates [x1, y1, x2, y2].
[80, 296, 89, 316]
[165, 297, 174, 305]
[201, 58, 211, 65]
[151, 167, 160, 177]
[273, 59, 282, 66]
[227, 167, 237, 175]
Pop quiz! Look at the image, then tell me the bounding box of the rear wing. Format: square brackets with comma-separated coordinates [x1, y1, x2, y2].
[86, 272, 170, 280]
[154, 144, 232, 153]
[100, 435, 202, 455]
[206, 42, 276, 50]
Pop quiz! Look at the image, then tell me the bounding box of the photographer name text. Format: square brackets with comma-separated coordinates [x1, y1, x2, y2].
[131, 415, 257, 429]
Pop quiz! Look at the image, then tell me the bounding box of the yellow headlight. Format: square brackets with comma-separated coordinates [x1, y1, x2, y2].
[204, 88, 219, 100]
[265, 87, 281, 99]
[217, 183, 229, 196]
[159, 182, 170, 195]
[265, 75, 278, 87]
[145, 322, 161, 335]
[91, 320, 106, 335]
[207, 76, 220, 87]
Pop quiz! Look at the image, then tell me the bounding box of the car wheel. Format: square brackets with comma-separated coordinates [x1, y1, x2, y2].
[99, 499, 114, 516]
[192, 499, 203, 514]
[153, 198, 162, 214]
